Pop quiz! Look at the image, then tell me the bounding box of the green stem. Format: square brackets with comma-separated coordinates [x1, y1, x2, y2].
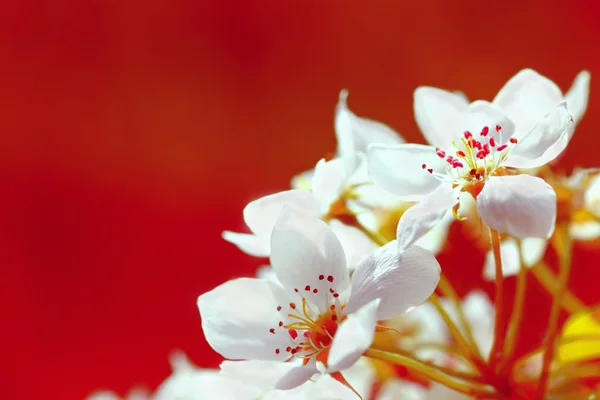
[535, 224, 573, 399]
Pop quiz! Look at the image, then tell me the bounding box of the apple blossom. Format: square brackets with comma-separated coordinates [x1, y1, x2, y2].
[199, 208, 440, 393]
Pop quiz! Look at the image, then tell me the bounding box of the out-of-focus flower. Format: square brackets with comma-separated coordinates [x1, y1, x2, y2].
[199, 209, 440, 392]
[369, 96, 573, 248]
[512, 306, 600, 398]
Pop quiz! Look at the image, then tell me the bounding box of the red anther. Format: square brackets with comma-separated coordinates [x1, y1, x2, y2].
[475, 141, 482, 150]
[279, 321, 283, 327]
[427, 168, 433, 174]
[294, 288, 299, 293]
[289, 329, 298, 339]
[277, 306, 282, 311]
[286, 346, 292, 352]
[509, 137, 518, 144]
[291, 348, 297, 354]
[304, 331, 310, 337]
[305, 285, 310, 291]
[476, 150, 486, 159]
[421, 164, 426, 169]
[483, 144, 490, 154]
[270, 328, 275, 334]
[327, 276, 334, 282]
[470, 169, 477, 175]
[489, 137, 496, 147]
[497, 144, 508, 151]
[456, 150, 466, 157]
[275, 349, 280, 354]
[480, 126, 489, 136]
[495, 125, 502, 132]
[330, 304, 336, 310]
[313, 288, 318, 294]
[318, 275, 324, 280]
[329, 288, 334, 293]
[333, 293, 339, 298]
[453, 161, 464, 168]
[436, 150, 446, 158]
[464, 131, 473, 139]
[290, 302, 296, 309]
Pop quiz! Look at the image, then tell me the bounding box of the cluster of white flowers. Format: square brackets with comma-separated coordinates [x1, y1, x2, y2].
[90, 69, 600, 400]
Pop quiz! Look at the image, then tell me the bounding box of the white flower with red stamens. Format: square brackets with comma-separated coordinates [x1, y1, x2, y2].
[368, 100, 573, 247]
[199, 208, 441, 393]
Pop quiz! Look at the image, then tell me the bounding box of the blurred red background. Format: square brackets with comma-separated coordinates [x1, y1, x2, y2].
[2, 1, 600, 399]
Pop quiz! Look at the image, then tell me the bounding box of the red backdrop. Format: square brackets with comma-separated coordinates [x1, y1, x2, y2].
[2, 1, 600, 399]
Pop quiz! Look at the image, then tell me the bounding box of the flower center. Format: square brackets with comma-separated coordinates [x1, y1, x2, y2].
[270, 274, 346, 362]
[422, 125, 518, 198]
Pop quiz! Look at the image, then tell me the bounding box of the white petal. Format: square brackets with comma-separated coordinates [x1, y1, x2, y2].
[327, 299, 380, 373]
[585, 174, 600, 217]
[493, 68, 564, 135]
[476, 175, 556, 239]
[414, 212, 453, 255]
[219, 360, 312, 391]
[273, 363, 320, 390]
[329, 220, 378, 267]
[270, 208, 350, 305]
[521, 237, 548, 267]
[367, 143, 445, 201]
[197, 278, 290, 361]
[346, 242, 440, 320]
[570, 221, 600, 241]
[565, 70, 590, 126]
[413, 86, 469, 148]
[482, 238, 521, 280]
[290, 168, 315, 191]
[244, 190, 320, 237]
[335, 89, 404, 157]
[222, 231, 269, 257]
[396, 184, 457, 253]
[505, 102, 574, 169]
[312, 158, 347, 210]
[461, 291, 495, 360]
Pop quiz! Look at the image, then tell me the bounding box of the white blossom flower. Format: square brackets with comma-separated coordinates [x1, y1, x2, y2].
[199, 208, 441, 392]
[369, 100, 573, 247]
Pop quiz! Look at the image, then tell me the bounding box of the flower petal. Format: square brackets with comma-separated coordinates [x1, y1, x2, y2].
[585, 174, 600, 217]
[273, 363, 320, 390]
[367, 143, 445, 201]
[521, 237, 548, 267]
[219, 360, 311, 391]
[570, 221, 600, 241]
[327, 299, 380, 373]
[565, 70, 590, 126]
[270, 208, 350, 304]
[414, 86, 468, 148]
[482, 238, 521, 280]
[222, 231, 269, 257]
[396, 184, 457, 253]
[197, 278, 290, 361]
[505, 102, 574, 169]
[335, 89, 404, 157]
[493, 68, 564, 135]
[413, 212, 453, 255]
[329, 220, 378, 268]
[476, 175, 557, 239]
[312, 158, 347, 211]
[244, 190, 320, 237]
[346, 242, 440, 320]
